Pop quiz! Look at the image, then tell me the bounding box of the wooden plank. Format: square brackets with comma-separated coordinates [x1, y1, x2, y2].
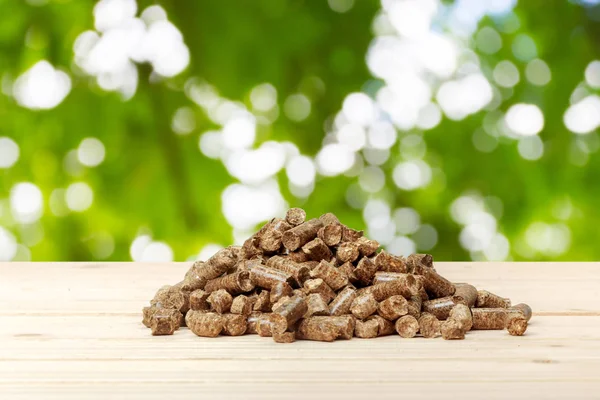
[0, 316, 598, 361]
[1, 262, 599, 314]
[0, 262, 599, 400]
[3, 381, 600, 400]
[0, 317, 598, 399]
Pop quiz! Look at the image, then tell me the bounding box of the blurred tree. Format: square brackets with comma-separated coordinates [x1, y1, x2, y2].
[0, 0, 599, 262]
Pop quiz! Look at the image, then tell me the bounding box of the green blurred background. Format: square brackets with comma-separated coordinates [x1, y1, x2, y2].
[1, 0, 600, 262]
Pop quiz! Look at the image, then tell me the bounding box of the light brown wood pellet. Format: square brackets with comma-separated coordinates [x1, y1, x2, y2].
[286, 208, 306, 226]
[395, 315, 419, 338]
[354, 318, 380, 338]
[422, 296, 456, 320]
[471, 308, 508, 330]
[207, 289, 232, 314]
[310, 260, 349, 291]
[506, 314, 528, 336]
[230, 295, 253, 316]
[329, 286, 357, 316]
[186, 311, 224, 337]
[377, 295, 408, 321]
[350, 292, 378, 320]
[270, 295, 308, 335]
[476, 290, 511, 308]
[449, 303, 473, 331]
[441, 318, 465, 340]
[304, 293, 330, 318]
[418, 312, 441, 338]
[143, 207, 533, 343]
[368, 315, 395, 336]
[452, 283, 478, 307]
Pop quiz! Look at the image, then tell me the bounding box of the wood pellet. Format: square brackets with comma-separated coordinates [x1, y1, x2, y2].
[142, 208, 533, 341]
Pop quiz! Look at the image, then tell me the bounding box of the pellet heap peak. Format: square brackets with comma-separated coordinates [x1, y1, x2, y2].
[143, 208, 532, 341]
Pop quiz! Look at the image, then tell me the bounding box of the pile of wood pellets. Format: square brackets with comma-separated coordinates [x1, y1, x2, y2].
[142, 208, 532, 342]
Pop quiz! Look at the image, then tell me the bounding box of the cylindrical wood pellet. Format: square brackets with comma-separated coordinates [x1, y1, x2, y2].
[441, 318, 465, 340]
[282, 218, 324, 251]
[395, 315, 419, 338]
[182, 264, 208, 291]
[189, 289, 210, 311]
[298, 315, 355, 340]
[252, 290, 271, 312]
[506, 314, 528, 336]
[471, 308, 508, 330]
[369, 276, 419, 301]
[354, 318, 379, 338]
[286, 208, 306, 226]
[207, 289, 232, 314]
[372, 271, 414, 285]
[266, 256, 310, 287]
[354, 257, 378, 285]
[246, 312, 264, 334]
[273, 331, 296, 343]
[511, 303, 533, 321]
[338, 262, 357, 282]
[319, 212, 340, 226]
[270, 295, 308, 334]
[422, 296, 456, 320]
[303, 278, 336, 303]
[296, 319, 338, 342]
[249, 265, 295, 290]
[350, 292, 378, 320]
[377, 295, 409, 321]
[186, 311, 224, 337]
[336, 242, 360, 263]
[271, 296, 291, 313]
[452, 283, 478, 307]
[204, 270, 255, 294]
[374, 251, 407, 273]
[476, 290, 511, 308]
[230, 295, 253, 316]
[304, 293, 330, 318]
[259, 218, 292, 252]
[270, 281, 293, 304]
[151, 285, 185, 310]
[355, 236, 379, 256]
[256, 316, 274, 337]
[341, 226, 363, 243]
[317, 223, 342, 246]
[310, 260, 348, 291]
[302, 238, 333, 261]
[449, 303, 472, 331]
[329, 286, 357, 316]
[368, 315, 395, 336]
[197, 246, 240, 281]
[418, 312, 441, 338]
[406, 253, 434, 271]
[413, 264, 455, 299]
[221, 313, 247, 336]
[287, 251, 309, 263]
[406, 295, 422, 319]
[150, 312, 180, 336]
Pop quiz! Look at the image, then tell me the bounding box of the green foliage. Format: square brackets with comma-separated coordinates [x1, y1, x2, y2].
[1, 0, 599, 261]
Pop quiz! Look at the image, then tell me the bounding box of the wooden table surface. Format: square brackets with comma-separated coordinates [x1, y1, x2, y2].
[1, 262, 599, 399]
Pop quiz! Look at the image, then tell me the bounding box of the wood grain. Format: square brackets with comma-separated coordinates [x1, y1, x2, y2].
[0, 262, 599, 399]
